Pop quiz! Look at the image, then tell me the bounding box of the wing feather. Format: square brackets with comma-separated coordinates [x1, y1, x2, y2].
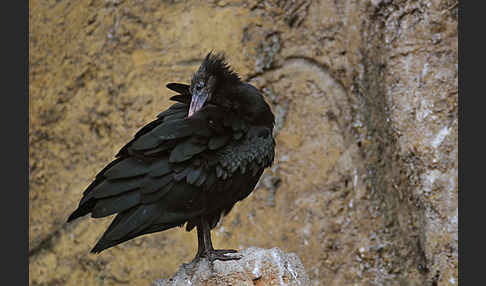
[69, 95, 275, 253]
[166, 83, 190, 94]
[169, 137, 208, 163]
[103, 157, 149, 180]
[92, 191, 141, 218]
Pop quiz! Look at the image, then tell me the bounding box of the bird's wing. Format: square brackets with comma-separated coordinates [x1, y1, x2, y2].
[68, 87, 274, 252]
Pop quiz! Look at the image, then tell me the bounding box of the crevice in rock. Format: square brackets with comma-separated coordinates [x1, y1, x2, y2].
[29, 221, 76, 259]
[29, 228, 62, 259]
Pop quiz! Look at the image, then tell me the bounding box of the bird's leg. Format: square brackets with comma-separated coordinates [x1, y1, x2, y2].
[199, 217, 241, 262]
[191, 221, 206, 263]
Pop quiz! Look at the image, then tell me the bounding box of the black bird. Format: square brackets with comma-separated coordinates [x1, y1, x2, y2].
[67, 52, 275, 262]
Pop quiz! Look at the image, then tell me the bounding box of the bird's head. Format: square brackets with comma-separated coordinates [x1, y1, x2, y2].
[187, 52, 274, 127]
[187, 52, 241, 117]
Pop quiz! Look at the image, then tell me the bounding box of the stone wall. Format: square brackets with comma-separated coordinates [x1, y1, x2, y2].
[29, 0, 458, 285]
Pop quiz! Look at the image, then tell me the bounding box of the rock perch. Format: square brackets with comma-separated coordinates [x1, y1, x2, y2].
[153, 247, 310, 286]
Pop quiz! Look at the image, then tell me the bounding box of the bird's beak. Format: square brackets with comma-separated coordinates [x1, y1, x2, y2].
[188, 90, 208, 117]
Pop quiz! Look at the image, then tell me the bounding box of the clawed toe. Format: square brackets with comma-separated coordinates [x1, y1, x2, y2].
[194, 221, 242, 264]
[208, 250, 242, 262]
[195, 249, 241, 262]
[212, 249, 238, 254]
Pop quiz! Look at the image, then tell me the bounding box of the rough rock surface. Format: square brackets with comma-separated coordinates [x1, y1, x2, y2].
[29, 0, 457, 285]
[153, 247, 310, 286]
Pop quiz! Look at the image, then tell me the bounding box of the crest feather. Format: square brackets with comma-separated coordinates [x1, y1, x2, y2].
[200, 52, 241, 83]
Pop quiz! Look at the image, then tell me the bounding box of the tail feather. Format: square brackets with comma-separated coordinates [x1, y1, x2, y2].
[90, 202, 205, 253]
[67, 200, 96, 222]
[90, 221, 181, 253]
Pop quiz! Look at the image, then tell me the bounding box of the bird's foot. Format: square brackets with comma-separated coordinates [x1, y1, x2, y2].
[207, 249, 242, 262]
[194, 249, 241, 262]
[211, 249, 238, 255]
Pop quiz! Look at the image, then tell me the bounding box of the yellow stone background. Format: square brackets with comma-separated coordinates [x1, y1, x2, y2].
[29, 0, 458, 285]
